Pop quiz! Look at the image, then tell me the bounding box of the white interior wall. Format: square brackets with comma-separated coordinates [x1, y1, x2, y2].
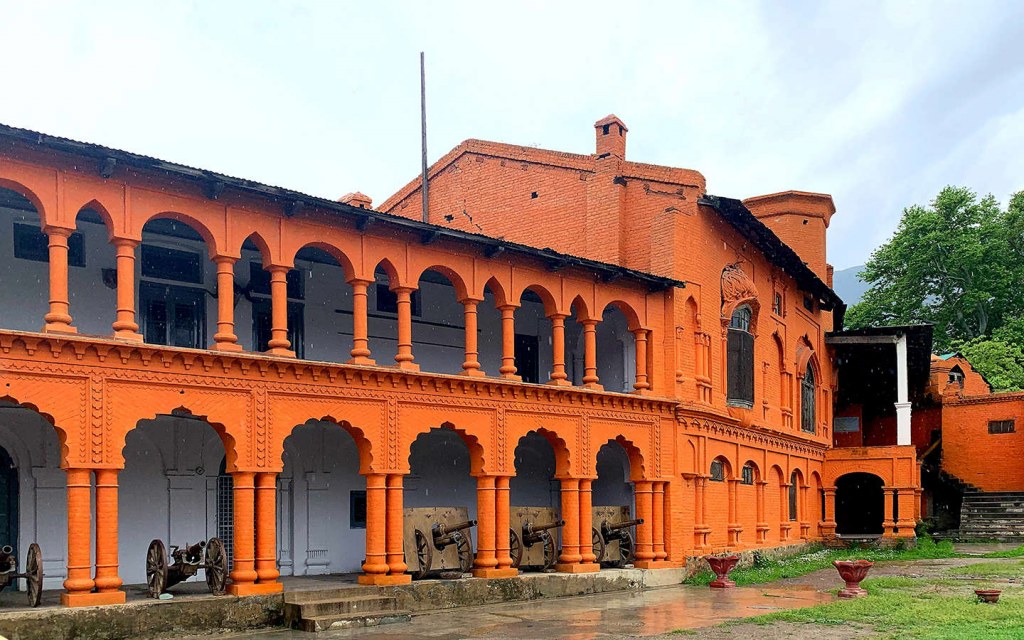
[593, 443, 634, 511]
[510, 432, 559, 509]
[406, 429, 478, 546]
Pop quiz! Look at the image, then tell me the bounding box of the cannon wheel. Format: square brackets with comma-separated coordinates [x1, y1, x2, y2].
[509, 529, 523, 569]
[412, 529, 432, 580]
[613, 531, 635, 568]
[25, 543, 42, 607]
[204, 537, 228, 595]
[146, 539, 168, 598]
[591, 528, 605, 565]
[454, 530, 473, 573]
[540, 531, 557, 571]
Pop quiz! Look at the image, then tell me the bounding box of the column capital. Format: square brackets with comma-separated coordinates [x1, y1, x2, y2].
[459, 295, 485, 305]
[111, 236, 140, 249]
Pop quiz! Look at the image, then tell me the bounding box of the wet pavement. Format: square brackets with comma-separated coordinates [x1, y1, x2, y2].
[187, 583, 833, 640]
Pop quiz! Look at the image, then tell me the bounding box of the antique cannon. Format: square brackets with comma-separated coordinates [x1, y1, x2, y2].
[403, 507, 477, 580]
[592, 506, 643, 568]
[509, 506, 563, 572]
[0, 543, 43, 607]
[146, 537, 228, 597]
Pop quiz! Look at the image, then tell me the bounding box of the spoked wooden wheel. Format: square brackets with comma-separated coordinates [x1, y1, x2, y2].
[454, 531, 473, 573]
[509, 529, 523, 569]
[540, 531, 557, 571]
[615, 531, 634, 568]
[146, 539, 168, 598]
[204, 537, 228, 595]
[591, 528, 606, 565]
[413, 529, 432, 580]
[25, 543, 43, 607]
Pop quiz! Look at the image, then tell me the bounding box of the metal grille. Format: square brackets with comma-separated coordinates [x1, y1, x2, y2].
[216, 473, 234, 564]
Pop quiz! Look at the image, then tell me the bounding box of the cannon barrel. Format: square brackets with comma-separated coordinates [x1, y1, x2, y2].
[525, 519, 565, 535]
[184, 540, 206, 556]
[433, 519, 477, 547]
[0, 545, 12, 556]
[604, 518, 644, 532]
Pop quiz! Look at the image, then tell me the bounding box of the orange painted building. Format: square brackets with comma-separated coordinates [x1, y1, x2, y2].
[0, 116, 921, 609]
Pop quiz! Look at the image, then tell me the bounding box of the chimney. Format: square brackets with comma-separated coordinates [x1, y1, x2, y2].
[339, 192, 373, 209]
[594, 114, 627, 159]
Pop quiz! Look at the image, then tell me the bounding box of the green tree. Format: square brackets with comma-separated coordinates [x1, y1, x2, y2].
[957, 338, 1024, 392]
[847, 186, 1024, 356]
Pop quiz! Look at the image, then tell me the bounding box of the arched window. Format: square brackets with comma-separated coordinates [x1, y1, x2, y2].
[709, 460, 725, 482]
[727, 306, 754, 408]
[788, 471, 799, 521]
[801, 365, 816, 434]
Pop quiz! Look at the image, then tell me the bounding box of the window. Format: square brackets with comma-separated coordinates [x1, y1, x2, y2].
[727, 306, 754, 408]
[141, 245, 202, 284]
[140, 282, 206, 349]
[514, 334, 540, 384]
[801, 365, 816, 434]
[803, 296, 815, 312]
[252, 298, 305, 358]
[248, 262, 304, 300]
[13, 223, 86, 267]
[988, 420, 1016, 435]
[772, 292, 784, 316]
[788, 472, 799, 521]
[376, 283, 421, 316]
[948, 366, 965, 387]
[709, 460, 725, 482]
[350, 490, 367, 529]
[741, 465, 755, 485]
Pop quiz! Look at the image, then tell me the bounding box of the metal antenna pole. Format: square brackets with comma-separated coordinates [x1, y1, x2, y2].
[420, 52, 429, 224]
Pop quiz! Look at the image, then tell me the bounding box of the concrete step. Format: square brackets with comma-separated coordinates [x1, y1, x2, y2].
[298, 610, 412, 632]
[284, 586, 378, 603]
[287, 594, 400, 619]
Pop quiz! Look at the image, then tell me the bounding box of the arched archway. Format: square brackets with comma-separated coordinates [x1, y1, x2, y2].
[120, 410, 230, 586]
[835, 473, 885, 536]
[0, 445, 17, 554]
[278, 419, 367, 575]
[0, 186, 51, 331]
[595, 304, 637, 393]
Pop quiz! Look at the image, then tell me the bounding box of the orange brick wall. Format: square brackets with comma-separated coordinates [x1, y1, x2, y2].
[942, 394, 1024, 491]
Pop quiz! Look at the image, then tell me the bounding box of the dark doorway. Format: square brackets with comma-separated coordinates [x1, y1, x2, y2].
[0, 446, 18, 553]
[515, 334, 540, 384]
[835, 473, 884, 535]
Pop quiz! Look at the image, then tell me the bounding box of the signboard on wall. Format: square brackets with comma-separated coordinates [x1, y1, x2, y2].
[834, 417, 860, 433]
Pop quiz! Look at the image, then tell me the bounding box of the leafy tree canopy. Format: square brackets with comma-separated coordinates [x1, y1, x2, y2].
[847, 186, 1024, 389]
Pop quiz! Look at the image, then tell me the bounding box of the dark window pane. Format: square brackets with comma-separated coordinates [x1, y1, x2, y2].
[350, 491, 367, 529]
[251, 298, 305, 358]
[727, 328, 754, 408]
[13, 223, 85, 267]
[710, 460, 725, 482]
[741, 465, 754, 485]
[988, 420, 1015, 434]
[144, 299, 167, 344]
[141, 245, 202, 283]
[801, 366, 817, 433]
[140, 283, 205, 349]
[789, 474, 798, 521]
[515, 334, 540, 383]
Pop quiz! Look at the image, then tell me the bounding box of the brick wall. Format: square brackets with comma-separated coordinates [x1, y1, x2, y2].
[942, 394, 1024, 491]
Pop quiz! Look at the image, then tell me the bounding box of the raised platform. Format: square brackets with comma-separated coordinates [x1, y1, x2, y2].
[0, 567, 688, 640]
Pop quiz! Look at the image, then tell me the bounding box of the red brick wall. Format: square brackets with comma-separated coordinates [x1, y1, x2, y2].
[942, 394, 1024, 491]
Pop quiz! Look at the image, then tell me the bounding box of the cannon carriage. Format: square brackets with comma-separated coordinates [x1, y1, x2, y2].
[591, 506, 643, 568]
[403, 507, 476, 580]
[508, 506, 563, 572]
[145, 537, 228, 597]
[0, 543, 43, 607]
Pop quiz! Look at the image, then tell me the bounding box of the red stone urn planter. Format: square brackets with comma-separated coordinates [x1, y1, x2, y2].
[833, 560, 873, 598]
[975, 589, 1001, 603]
[706, 554, 741, 589]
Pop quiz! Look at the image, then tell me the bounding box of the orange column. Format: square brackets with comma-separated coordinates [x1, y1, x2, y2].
[549, 314, 571, 386]
[472, 475, 498, 575]
[693, 476, 707, 550]
[498, 304, 519, 379]
[61, 468, 94, 606]
[93, 469, 126, 603]
[633, 329, 650, 392]
[380, 475, 411, 585]
[634, 480, 655, 564]
[822, 487, 837, 537]
[494, 476, 515, 573]
[582, 320, 602, 389]
[780, 483, 792, 541]
[359, 473, 390, 583]
[578, 478, 598, 568]
[727, 479, 742, 546]
[227, 472, 258, 595]
[896, 488, 917, 537]
[111, 239, 142, 341]
[266, 266, 294, 356]
[652, 481, 666, 560]
[556, 478, 582, 570]
[43, 226, 76, 333]
[883, 487, 896, 537]
[461, 297, 484, 376]
[756, 481, 769, 544]
[255, 472, 283, 592]
[348, 279, 375, 364]
[213, 256, 242, 351]
[393, 287, 419, 371]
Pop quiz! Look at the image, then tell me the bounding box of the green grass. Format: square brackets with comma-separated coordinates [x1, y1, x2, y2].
[947, 560, 1024, 579]
[683, 538, 958, 586]
[748, 577, 1024, 639]
[982, 545, 1024, 558]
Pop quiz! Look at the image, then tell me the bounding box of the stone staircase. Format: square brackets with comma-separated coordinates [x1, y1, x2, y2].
[284, 587, 410, 632]
[959, 491, 1024, 540]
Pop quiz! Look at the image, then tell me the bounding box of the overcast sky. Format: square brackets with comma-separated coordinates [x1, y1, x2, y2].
[2, 1, 1022, 269]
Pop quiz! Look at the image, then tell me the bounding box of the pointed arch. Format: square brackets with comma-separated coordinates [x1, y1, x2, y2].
[372, 257, 405, 289]
[482, 276, 510, 307]
[600, 300, 642, 332]
[413, 264, 470, 302]
[242, 231, 279, 268]
[514, 283, 558, 316]
[140, 211, 221, 258]
[281, 415, 373, 475]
